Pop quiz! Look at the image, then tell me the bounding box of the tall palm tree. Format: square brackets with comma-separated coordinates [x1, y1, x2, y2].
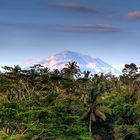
[81, 88, 106, 135]
[62, 61, 81, 80]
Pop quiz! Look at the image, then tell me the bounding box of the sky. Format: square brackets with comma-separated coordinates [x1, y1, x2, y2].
[0, 0, 140, 71]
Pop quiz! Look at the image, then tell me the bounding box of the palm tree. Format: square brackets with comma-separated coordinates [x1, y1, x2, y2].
[83, 71, 91, 80]
[81, 88, 106, 135]
[62, 61, 81, 80]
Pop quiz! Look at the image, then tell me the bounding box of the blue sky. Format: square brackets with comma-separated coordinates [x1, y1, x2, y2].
[0, 0, 140, 71]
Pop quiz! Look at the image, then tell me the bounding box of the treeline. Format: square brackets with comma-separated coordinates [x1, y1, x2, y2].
[0, 62, 140, 140]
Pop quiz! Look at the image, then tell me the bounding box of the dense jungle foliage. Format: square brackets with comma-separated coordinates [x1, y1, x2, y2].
[0, 62, 140, 140]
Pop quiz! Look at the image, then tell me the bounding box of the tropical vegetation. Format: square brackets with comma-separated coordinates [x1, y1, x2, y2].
[0, 62, 140, 140]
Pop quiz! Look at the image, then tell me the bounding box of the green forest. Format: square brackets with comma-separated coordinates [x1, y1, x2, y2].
[0, 62, 140, 140]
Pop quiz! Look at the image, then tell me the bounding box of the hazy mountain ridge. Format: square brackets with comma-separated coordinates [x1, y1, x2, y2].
[39, 51, 121, 75]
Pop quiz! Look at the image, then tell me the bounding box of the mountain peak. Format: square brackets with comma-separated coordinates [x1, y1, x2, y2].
[62, 50, 73, 54]
[39, 51, 121, 75]
[59, 50, 80, 56]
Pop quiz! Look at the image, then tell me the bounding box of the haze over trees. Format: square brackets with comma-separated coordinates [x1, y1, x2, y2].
[0, 62, 140, 140]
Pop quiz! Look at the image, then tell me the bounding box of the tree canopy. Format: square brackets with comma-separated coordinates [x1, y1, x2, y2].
[0, 62, 140, 140]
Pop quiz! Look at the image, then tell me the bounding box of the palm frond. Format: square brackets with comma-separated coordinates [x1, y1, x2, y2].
[95, 110, 106, 121]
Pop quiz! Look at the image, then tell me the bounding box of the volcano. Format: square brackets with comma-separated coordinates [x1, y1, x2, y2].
[38, 51, 121, 75]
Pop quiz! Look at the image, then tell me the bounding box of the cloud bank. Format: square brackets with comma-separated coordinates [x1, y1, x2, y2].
[121, 11, 140, 20]
[66, 24, 120, 32]
[128, 11, 140, 19]
[48, 2, 100, 14]
[0, 21, 121, 33]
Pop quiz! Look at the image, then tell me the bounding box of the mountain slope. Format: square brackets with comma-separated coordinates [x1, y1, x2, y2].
[39, 51, 121, 75]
